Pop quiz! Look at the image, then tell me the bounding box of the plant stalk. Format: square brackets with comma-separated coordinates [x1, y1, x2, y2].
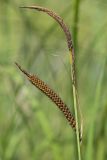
[70, 49, 81, 160]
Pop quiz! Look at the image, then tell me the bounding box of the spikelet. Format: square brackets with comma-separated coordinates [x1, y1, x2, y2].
[20, 6, 73, 52]
[15, 62, 76, 130]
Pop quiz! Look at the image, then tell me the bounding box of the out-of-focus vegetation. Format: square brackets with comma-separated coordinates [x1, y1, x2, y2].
[0, 0, 107, 159]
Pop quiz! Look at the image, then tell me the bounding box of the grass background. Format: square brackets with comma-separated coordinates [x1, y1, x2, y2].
[0, 0, 107, 159]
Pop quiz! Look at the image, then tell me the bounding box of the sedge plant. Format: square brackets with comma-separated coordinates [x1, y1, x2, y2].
[16, 5, 82, 160]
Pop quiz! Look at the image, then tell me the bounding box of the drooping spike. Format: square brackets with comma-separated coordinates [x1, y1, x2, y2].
[20, 5, 74, 62]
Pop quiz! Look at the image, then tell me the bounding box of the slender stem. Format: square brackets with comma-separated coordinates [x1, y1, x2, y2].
[72, 0, 82, 159]
[70, 50, 81, 160]
[72, 83, 81, 160]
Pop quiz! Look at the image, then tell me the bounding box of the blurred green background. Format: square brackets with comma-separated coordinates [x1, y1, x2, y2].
[0, 0, 107, 159]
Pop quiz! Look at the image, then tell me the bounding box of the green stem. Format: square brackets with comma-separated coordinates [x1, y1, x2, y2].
[72, 0, 81, 159]
[72, 82, 81, 160]
[70, 51, 81, 160]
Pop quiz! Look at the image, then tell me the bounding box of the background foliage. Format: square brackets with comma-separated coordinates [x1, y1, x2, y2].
[0, 0, 107, 159]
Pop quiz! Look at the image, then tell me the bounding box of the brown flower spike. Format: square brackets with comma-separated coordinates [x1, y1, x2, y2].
[20, 6, 74, 52]
[15, 62, 76, 130]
